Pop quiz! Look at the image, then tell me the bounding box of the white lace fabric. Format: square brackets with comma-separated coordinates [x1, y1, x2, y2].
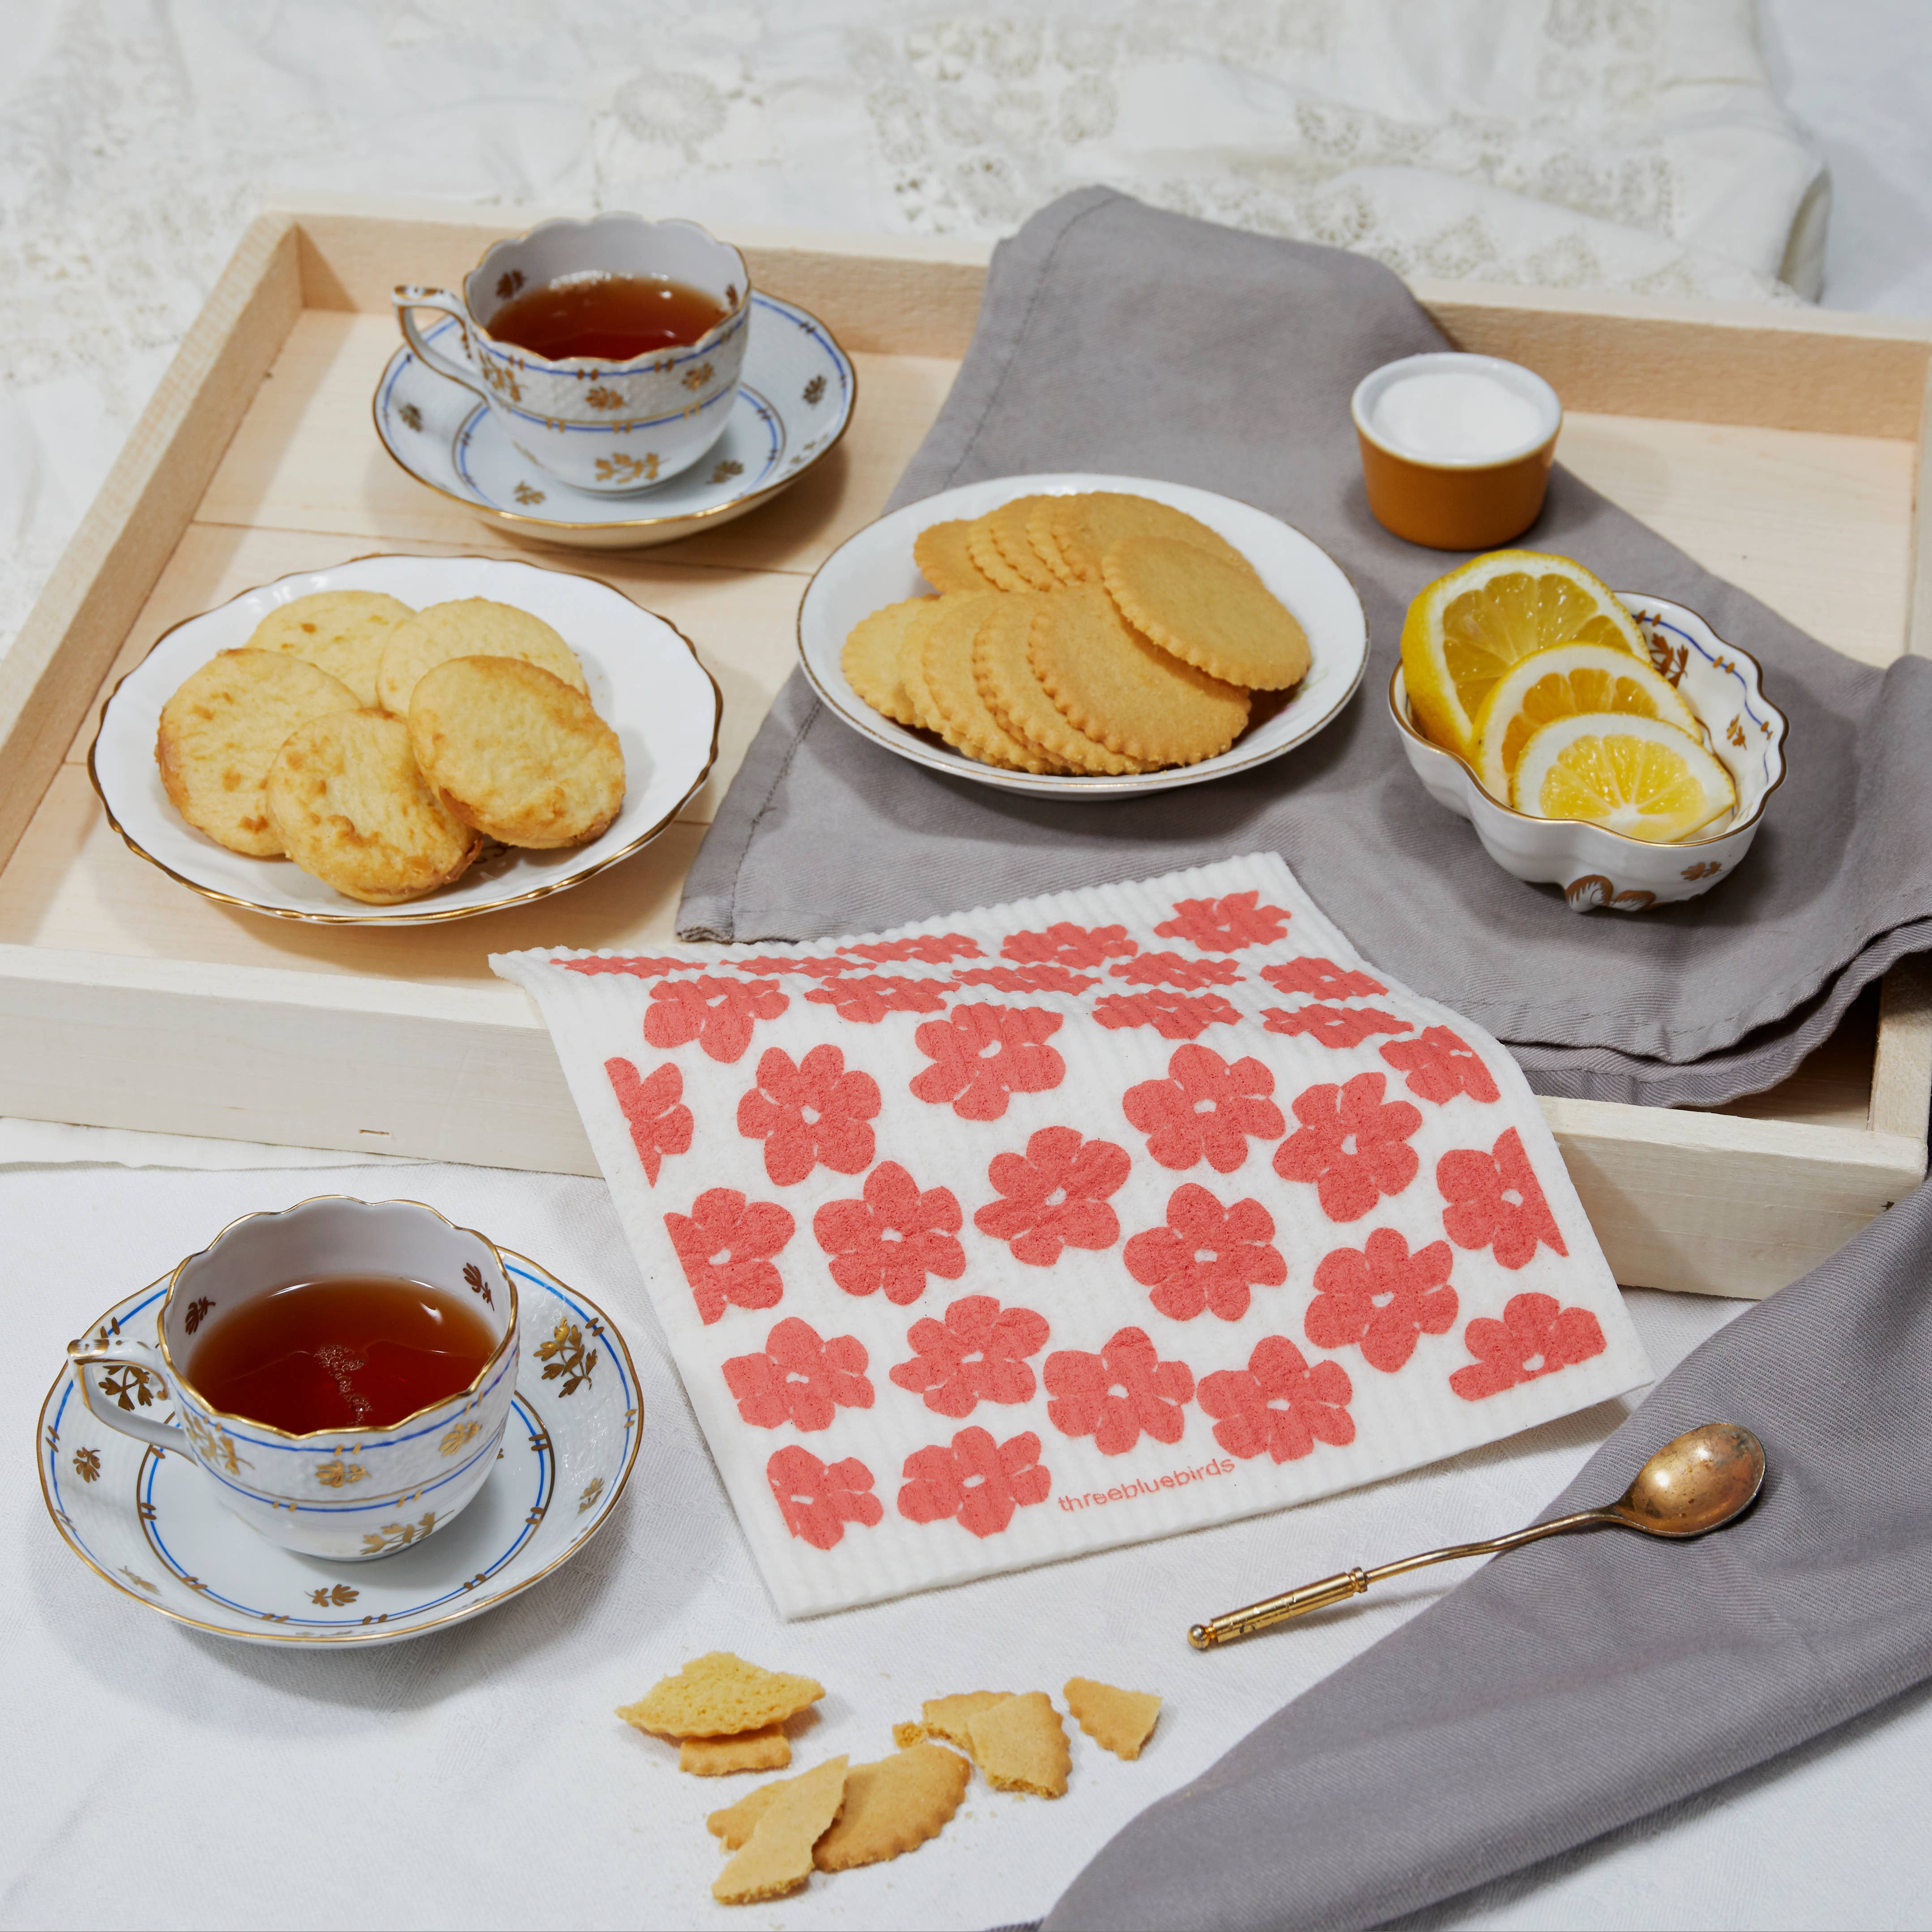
[0, 0, 1823, 667]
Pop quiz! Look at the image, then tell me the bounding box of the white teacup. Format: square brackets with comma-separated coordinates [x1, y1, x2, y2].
[68, 1197, 519, 1561]
[394, 212, 750, 494]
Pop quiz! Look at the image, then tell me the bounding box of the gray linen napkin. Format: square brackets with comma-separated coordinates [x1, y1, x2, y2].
[680, 187, 1932, 1107]
[1039, 1172, 1932, 1932]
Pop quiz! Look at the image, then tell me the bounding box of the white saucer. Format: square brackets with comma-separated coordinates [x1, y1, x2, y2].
[374, 293, 855, 550]
[795, 473, 1369, 797]
[90, 551, 720, 925]
[38, 1250, 641, 1646]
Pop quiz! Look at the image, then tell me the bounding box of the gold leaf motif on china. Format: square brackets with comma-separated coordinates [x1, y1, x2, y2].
[184, 1296, 214, 1335]
[314, 1458, 369, 1489]
[595, 450, 658, 484]
[398, 402, 423, 432]
[98, 1363, 164, 1411]
[120, 1566, 160, 1594]
[512, 480, 546, 505]
[73, 1447, 102, 1483]
[1726, 717, 1747, 746]
[496, 269, 526, 302]
[681, 360, 714, 392]
[182, 1409, 250, 1475]
[534, 1317, 598, 1396]
[440, 1418, 483, 1458]
[362, 1512, 437, 1557]
[578, 1476, 604, 1514]
[1682, 860, 1723, 881]
[310, 1583, 359, 1607]
[585, 385, 625, 410]
[710, 458, 744, 485]
[802, 374, 826, 405]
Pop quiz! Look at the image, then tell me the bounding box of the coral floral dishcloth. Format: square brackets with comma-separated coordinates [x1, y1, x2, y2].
[494, 855, 1649, 1617]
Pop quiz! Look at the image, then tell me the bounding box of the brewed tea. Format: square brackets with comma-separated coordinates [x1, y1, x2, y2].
[486, 274, 729, 362]
[187, 1275, 497, 1433]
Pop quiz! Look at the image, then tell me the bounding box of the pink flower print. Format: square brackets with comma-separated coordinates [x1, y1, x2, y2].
[1043, 1325, 1195, 1456]
[767, 1445, 883, 1551]
[1273, 1073, 1423, 1222]
[735, 1045, 880, 1187]
[842, 932, 983, 964]
[1306, 1228, 1458, 1373]
[1122, 1043, 1285, 1174]
[723, 1318, 874, 1431]
[1154, 889, 1291, 952]
[1108, 951, 1244, 990]
[727, 955, 858, 979]
[1259, 957, 1388, 1001]
[1262, 1004, 1415, 1051]
[602, 1057, 692, 1184]
[889, 1295, 1050, 1418]
[898, 1427, 1051, 1538]
[910, 1003, 1065, 1120]
[1198, 1336, 1355, 1463]
[1438, 1128, 1569, 1269]
[664, 1188, 795, 1325]
[1381, 1026, 1502, 1107]
[805, 975, 952, 1023]
[1124, 1184, 1286, 1323]
[1093, 987, 1240, 1041]
[975, 1126, 1130, 1266]
[1000, 922, 1137, 969]
[812, 1161, 965, 1305]
[559, 954, 692, 979]
[1450, 1292, 1607, 1402]
[643, 975, 788, 1064]
[952, 963, 1101, 995]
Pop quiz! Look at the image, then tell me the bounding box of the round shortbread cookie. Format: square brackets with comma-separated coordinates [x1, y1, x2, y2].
[1028, 583, 1249, 765]
[899, 598, 953, 732]
[155, 649, 360, 857]
[1048, 492, 1257, 584]
[266, 709, 480, 903]
[912, 521, 993, 594]
[375, 598, 587, 717]
[842, 598, 935, 728]
[409, 655, 626, 849]
[986, 497, 1061, 592]
[965, 514, 1030, 593]
[973, 595, 1150, 776]
[1024, 497, 1079, 583]
[1102, 538, 1312, 690]
[918, 592, 1063, 773]
[246, 590, 416, 709]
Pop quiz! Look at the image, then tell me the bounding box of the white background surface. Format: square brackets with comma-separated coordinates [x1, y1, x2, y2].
[4, 3, 1932, 1927]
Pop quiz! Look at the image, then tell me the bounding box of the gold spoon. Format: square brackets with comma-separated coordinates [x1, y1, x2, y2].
[1188, 1422, 1765, 1651]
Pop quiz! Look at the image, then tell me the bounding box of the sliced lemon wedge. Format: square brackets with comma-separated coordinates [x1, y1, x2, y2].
[1472, 640, 1701, 803]
[1401, 550, 1646, 762]
[1511, 712, 1736, 844]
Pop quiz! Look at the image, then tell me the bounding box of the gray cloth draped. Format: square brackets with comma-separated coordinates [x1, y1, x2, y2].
[679, 187, 1932, 1107]
[1038, 1169, 1932, 1929]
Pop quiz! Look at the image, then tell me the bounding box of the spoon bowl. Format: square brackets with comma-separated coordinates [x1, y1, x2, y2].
[1609, 1422, 1765, 1538]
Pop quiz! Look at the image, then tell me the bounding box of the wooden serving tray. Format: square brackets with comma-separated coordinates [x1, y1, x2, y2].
[2, 194, 1928, 1299]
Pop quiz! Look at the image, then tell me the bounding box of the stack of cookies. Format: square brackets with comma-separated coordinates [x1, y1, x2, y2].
[154, 590, 625, 905]
[843, 490, 1311, 775]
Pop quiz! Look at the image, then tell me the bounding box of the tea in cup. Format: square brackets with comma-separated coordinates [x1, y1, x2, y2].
[394, 211, 751, 494]
[68, 1197, 519, 1560]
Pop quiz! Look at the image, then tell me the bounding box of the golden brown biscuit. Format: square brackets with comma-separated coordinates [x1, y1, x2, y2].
[919, 593, 1063, 773]
[966, 514, 1030, 593]
[155, 649, 361, 857]
[986, 497, 1061, 592]
[1103, 539, 1311, 690]
[842, 597, 936, 728]
[899, 599, 951, 733]
[965, 1692, 1070, 1797]
[913, 521, 994, 594]
[264, 710, 479, 903]
[246, 590, 416, 709]
[711, 1757, 847, 1905]
[813, 1744, 971, 1871]
[680, 1726, 792, 1777]
[1049, 492, 1257, 584]
[1025, 497, 1080, 583]
[1064, 1678, 1162, 1761]
[972, 596, 1149, 777]
[618, 1652, 825, 1740]
[1029, 584, 1248, 765]
[408, 656, 625, 849]
[375, 598, 586, 717]
[893, 1690, 1013, 1757]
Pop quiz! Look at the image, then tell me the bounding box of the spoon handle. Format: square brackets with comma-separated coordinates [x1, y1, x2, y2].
[1188, 1508, 1613, 1650]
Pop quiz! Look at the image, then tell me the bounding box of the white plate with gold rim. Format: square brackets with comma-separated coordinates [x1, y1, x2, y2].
[89, 552, 720, 926]
[796, 473, 1369, 797]
[38, 1250, 640, 1646]
[373, 293, 855, 550]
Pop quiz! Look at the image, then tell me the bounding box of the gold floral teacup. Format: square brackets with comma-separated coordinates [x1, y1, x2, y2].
[67, 1198, 519, 1561]
[393, 211, 751, 494]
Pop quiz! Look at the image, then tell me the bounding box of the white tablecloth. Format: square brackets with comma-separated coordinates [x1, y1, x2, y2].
[6, 2, 1932, 1926]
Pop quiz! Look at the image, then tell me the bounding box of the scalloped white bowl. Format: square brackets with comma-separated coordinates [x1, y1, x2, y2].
[1389, 592, 1788, 912]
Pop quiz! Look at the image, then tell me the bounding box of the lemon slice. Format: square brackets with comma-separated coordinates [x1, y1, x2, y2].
[1511, 713, 1736, 843]
[1401, 550, 1646, 761]
[1472, 641, 1700, 803]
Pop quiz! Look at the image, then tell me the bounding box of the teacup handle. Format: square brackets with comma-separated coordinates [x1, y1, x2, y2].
[393, 285, 492, 403]
[67, 1333, 185, 1455]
